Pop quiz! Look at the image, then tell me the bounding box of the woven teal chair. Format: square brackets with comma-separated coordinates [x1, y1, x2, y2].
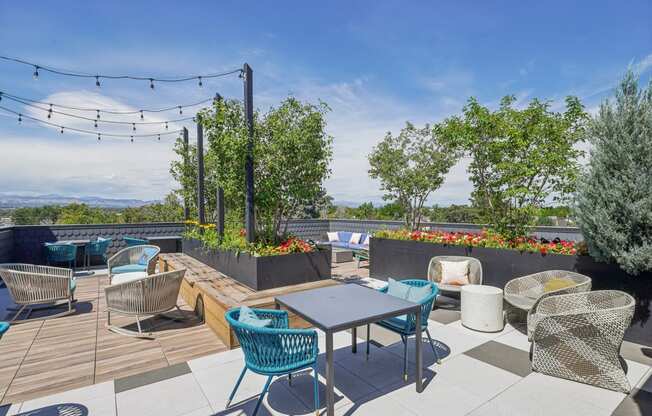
[87, 237, 112, 265]
[43, 243, 77, 270]
[0, 322, 9, 339]
[367, 279, 440, 380]
[225, 308, 319, 416]
[124, 236, 149, 247]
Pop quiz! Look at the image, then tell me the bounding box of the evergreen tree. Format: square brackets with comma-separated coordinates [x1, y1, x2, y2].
[575, 71, 652, 275]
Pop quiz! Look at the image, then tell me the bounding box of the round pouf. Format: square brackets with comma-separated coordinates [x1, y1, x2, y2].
[461, 285, 504, 332]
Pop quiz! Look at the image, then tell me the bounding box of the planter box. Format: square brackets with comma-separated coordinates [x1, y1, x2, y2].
[182, 238, 332, 291]
[370, 237, 652, 347]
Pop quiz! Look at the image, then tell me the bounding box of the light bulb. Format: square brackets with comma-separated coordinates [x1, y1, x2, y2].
[140, 110, 144, 120]
[132, 123, 136, 131]
[165, 122, 168, 130]
[95, 76, 101, 87]
[60, 127, 64, 134]
[178, 106, 183, 115]
[18, 114, 22, 123]
[0, 92, 3, 101]
[96, 110, 100, 119]
[97, 134, 101, 141]
[130, 136, 134, 143]
[198, 77, 203, 87]
[149, 78, 155, 89]
[33, 66, 39, 80]
[47, 104, 52, 119]
[157, 134, 161, 141]
[94, 121, 98, 128]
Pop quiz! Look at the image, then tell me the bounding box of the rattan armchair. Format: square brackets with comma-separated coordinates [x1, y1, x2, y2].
[427, 256, 483, 294]
[0, 263, 76, 322]
[107, 245, 159, 283]
[504, 270, 591, 338]
[530, 290, 635, 393]
[104, 269, 186, 338]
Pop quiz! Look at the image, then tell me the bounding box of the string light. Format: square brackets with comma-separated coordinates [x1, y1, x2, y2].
[18, 113, 22, 123]
[165, 122, 168, 129]
[140, 110, 144, 120]
[60, 126, 64, 134]
[132, 123, 136, 131]
[47, 104, 52, 119]
[178, 106, 182, 115]
[94, 120, 98, 128]
[0, 55, 242, 89]
[96, 109, 100, 119]
[198, 76, 203, 87]
[157, 134, 161, 141]
[130, 135, 134, 143]
[97, 133, 101, 141]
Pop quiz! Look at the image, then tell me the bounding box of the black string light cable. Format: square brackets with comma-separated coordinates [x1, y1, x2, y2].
[0, 104, 182, 141]
[0, 90, 220, 116]
[0, 55, 242, 89]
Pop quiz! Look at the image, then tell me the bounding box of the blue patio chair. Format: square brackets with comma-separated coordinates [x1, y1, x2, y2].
[367, 279, 440, 381]
[43, 242, 77, 270]
[0, 322, 9, 339]
[124, 236, 149, 247]
[87, 237, 112, 265]
[225, 308, 319, 416]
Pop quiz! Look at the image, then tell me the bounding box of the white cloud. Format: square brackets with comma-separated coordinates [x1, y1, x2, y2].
[633, 53, 652, 74]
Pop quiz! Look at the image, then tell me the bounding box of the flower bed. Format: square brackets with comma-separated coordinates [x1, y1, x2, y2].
[374, 228, 581, 255]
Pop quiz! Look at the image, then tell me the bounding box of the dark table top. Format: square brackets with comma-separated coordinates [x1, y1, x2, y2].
[147, 235, 182, 241]
[275, 283, 419, 332]
[56, 239, 91, 245]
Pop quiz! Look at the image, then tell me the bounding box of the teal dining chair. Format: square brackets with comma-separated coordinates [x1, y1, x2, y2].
[87, 237, 113, 265]
[43, 242, 78, 270]
[124, 236, 149, 247]
[225, 307, 319, 416]
[367, 279, 440, 381]
[0, 321, 9, 339]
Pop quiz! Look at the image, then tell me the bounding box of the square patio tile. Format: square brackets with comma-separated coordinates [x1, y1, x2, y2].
[494, 328, 531, 352]
[382, 380, 484, 416]
[428, 309, 460, 325]
[116, 374, 209, 416]
[464, 341, 532, 377]
[621, 341, 652, 367]
[612, 388, 652, 416]
[12, 381, 115, 416]
[624, 360, 651, 390]
[333, 390, 417, 416]
[637, 368, 652, 393]
[188, 348, 244, 373]
[445, 320, 518, 341]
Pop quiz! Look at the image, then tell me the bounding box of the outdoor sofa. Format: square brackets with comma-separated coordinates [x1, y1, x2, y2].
[323, 231, 370, 250]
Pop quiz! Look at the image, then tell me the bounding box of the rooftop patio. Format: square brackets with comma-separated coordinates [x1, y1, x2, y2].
[1, 258, 651, 416]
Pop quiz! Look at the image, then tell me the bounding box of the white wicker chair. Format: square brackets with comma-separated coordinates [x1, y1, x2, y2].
[0, 263, 76, 322]
[427, 256, 483, 294]
[503, 270, 592, 338]
[530, 290, 635, 393]
[107, 245, 160, 284]
[104, 269, 186, 338]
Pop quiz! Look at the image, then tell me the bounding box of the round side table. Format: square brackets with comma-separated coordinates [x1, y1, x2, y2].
[461, 285, 504, 332]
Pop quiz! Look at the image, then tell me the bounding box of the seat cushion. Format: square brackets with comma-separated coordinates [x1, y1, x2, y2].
[379, 314, 408, 331]
[70, 279, 76, 292]
[238, 306, 272, 328]
[504, 294, 537, 311]
[407, 284, 432, 303]
[337, 232, 353, 244]
[387, 278, 411, 300]
[330, 241, 349, 248]
[543, 278, 575, 293]
[111, 271, 148, 285]
[112, 264, 147, 274]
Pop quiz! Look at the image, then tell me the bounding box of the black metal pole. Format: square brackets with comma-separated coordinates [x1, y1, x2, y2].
[216, 187, 225, 240]
[243, 63, 255, 243]
[196, 115, 206, 226]
[182, 127, 190, 221]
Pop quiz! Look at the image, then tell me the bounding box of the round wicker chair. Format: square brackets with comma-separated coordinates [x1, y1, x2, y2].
[104, 269, 186, 338]
[107, 245, 160, 283]
[427, 256, 483, 294]
[0, 263, 76, 322]
[530, 290, 635, 393]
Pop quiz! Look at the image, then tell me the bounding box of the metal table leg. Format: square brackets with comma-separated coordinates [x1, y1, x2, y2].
[326, 330, 335, 416]
[415, 306, 423, 393]
[352, 326, 357, 353]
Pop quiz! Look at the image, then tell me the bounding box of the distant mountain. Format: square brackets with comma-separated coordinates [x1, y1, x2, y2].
[0, 194, 156, 208]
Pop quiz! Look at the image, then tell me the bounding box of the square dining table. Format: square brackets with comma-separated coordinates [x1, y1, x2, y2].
[275, 283, 424, 416]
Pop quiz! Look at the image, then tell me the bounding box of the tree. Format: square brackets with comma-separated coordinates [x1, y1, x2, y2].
[436, 95, 587, 239]
[575, 71, 652, 275]
[376, 202, 406, 221]
[368, 122, 458, 230]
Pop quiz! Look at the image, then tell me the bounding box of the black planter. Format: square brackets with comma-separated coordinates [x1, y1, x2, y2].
[182, 238, 332, 291]
[370, 237, 652, 347]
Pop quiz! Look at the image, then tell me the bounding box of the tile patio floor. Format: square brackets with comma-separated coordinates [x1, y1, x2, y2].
[1, 260, 652, 415]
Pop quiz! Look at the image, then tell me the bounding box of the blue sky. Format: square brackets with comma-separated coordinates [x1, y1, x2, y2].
[0, 1, 650, 205]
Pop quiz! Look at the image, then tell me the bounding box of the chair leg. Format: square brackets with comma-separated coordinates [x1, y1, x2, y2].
[135, 315, 143, 334]
[402, 335, 408, 381]
[425, 328, 441, 364]
[313, 365, 320, 416]
[226, 366, 247, 407]
[288, 372, 292, 387]
[9, 305, 27, 322]
[253, 376, 273, 416]
[366, 324, 370, 360]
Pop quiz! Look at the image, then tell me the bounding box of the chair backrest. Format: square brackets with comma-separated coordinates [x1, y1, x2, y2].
[506, 270, 591, 299]
[88, 237, 112, 256]
[105, 269, 185, 315]
[43, 243, 77, 262]
[427, 256, 483, 285]
[124, 236, 149, 247]
[0, 263, 73, 304]
[108, 245, 160, 276]
[380, 279, 438, 332]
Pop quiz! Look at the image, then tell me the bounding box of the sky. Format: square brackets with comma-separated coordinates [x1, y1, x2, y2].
[0, 1, 650, 206]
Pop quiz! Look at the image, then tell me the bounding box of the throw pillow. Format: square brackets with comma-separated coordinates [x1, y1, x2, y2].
[137, 252, 149, 266]
[349, 232, 362, 245]
[326, 232, 339, 242]
[407, 284, 432, 303]
[440, 260, 470, 286]
[387, 278, 411, 300]
[543, 278, 576, 293]
[362, 234, 370, 246]
[238, 305, 272, 328]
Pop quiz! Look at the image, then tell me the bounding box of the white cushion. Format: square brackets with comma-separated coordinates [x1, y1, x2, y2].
[349, 233, 362, 244]
[440, 260, 470, 286]
[362, 234, 370, 245]
[111, 271, 148, 285]
[327, 232, 339, 242]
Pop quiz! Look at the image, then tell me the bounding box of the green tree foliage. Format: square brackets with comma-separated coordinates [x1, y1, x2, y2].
[575, 71, 652, 275]
[57, 204, 117, 224]
[12, 205, 62, 225]
[427, 204, 481, 224]
[436, 95, 587, 239]
[171, 97, 333, 242]
[368, 122, 459, 230]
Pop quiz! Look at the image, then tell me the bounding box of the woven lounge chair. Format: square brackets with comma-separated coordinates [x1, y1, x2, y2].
[0, 264, 76, 322]
[503, 270, 591, 338]
[225, 307, 320, 416]
[107, 245, 160, 284]
[530, 290, 635, 393]
[427, 256, 483, 295]
[104, 269, 186, 338]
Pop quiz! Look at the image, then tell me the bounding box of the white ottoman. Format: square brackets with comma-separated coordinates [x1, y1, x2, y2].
[461, 285, 504, 332]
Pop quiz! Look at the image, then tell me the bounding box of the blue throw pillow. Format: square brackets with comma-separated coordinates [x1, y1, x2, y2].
[238, 305, 272, 328]
[387, 278, 411, 300]
[407, 284, 432, 303]
[137, 253, 149, 266]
